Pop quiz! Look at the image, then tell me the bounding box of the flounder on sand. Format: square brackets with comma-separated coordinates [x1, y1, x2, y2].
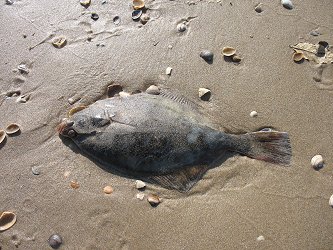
[58, 89, 291, 192]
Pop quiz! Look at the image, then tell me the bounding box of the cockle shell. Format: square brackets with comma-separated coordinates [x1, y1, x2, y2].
[5, 123, 20, 135]
[311, 155, 324, 169]
[133, 0, 145, 10]
[292, 52, 304, 62]
[222, 47, 236, 57]
[0, 211, 17, 232]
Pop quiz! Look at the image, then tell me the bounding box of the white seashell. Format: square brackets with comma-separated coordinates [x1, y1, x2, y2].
[146, 85, 160, 95]
[135, 180, 146, 189]
[329, 194, 333, 207]
[198, 88, 211, 100]
[5, 123, 21, 135]
[250, 111, 258, 117]
[0, 211, 17, 232]
[311, 155, 324, 169]
[136, 193, 145, 200]
[281, 0, 293, 10]
[256, 235, 265, 241]
[166, 67, 173, 75]
[222, 47, 236, 57]
[177, 23, 187, 32]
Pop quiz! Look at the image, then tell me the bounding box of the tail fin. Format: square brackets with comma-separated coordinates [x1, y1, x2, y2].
[234, 131, 292, 165]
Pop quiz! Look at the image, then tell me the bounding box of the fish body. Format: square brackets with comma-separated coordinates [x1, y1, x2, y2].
[58, 91, 291, 191]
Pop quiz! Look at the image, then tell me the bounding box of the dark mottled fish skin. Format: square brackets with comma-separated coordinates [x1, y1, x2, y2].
[58, 92, 292, 191]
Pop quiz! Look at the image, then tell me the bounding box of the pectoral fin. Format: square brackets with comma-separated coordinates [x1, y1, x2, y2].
[146, 165, 210, 192]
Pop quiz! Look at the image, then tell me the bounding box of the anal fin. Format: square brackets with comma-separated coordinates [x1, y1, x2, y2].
[146, 165, 210, 192]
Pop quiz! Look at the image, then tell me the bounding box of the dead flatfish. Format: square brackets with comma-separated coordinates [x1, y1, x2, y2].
[58, 90, 292, 192]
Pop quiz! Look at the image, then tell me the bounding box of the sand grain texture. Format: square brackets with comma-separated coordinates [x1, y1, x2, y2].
[0, 0, 332, 249]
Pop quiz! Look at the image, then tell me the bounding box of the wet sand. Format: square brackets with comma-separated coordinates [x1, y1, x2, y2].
[1, 0, 333, 249]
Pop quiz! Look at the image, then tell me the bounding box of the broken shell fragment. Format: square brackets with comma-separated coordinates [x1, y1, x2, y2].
[67, 106, 87, 117]
[222, 47, 236, 57]
[146, 85, 160, 95]
[292, 51, 304, 62]
[147, 194, 161, 206]
[132, 10, 142, 20]
[232, 55, 241, 62]
[135, 180, 146, 189]
[70, 180, 80, 189]
[136, 193, 145, 200]
[329, 194, 333, 207]
[166, 67, 173, 75]
[177, 23, 187, 32]
[198, 88, 211, 101]
[199, 50, 214, 62]
[52, 36, 67, 49]
[250, 111, 258, 117]
[119, 91, 131, 98]
[17, 64, 29, 74]
[140, 13, 150, 24]
[0, 130, 6, 145]
[133, 0, 145, 10]
[311, 154, 324, 170]
[16, 93, 31, 103]
[79, 0, 91, 7]
[107, 84, 123, 97]
[0, 211, 17, 232]
[5, 123, 20, 135]
[103, 185, 113, 194]
[113, 16, 121, 25]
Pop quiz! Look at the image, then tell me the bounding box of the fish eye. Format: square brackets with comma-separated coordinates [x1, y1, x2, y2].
[67, 129, 77, 138]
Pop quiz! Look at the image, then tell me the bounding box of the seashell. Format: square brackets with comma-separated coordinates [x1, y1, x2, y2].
[232, 55, 241, 62]
[281, 0, 293, 10]
[107, 84, 123, 97]
[177, 23, 187, 32]
[135, 180, 146, 189]
[113, 16, 121, 25]
[91, 13, 99, 21]
[198, 88, 211, 101]
[16, 93, 31, 103]
[147, 193, 161, 206]
[52, 36, 67, 49]
[0, 211, 17, 232]
[146, 85, 160, 95]
[5, 88, 21, 97]
[199, 50, 214, 62]
[166, 67, 173, 75]
[79, 0, 91, 7]
[5, 123, 20, 135]
[140, 14, 150, 24]
[48, 234, 62, 249]
[292, 52, 304, 62]
[133, 0, 145, 10]
[311, 155, 324, 170]
[329, 194, 333, 207]
[17, 64, 29, 74]
[136, 193, 145, 200]
[256, 235, 265, 241]
[250, 111, 258, 117]
[67, 106, 87, 117]
[70, 180, 80, 189]
[31, 166, 40, 175]
[103, 185, 113, 194]
[222, 47, 236, 57]
[0, 130, 6, 145]
[254, 4, 263, 13]
[132, 10, 142, 20]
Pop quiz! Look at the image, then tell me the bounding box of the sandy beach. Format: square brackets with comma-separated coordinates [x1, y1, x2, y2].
[1, 0, 333, 249]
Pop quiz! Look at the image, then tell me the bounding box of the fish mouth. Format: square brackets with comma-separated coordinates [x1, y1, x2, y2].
[57, 119, 76, 138]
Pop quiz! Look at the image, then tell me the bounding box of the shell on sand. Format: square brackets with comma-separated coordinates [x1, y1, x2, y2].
[198, 88, 211, 100]
[329, 194, 333, 207]
[0, 130, 6, 145]
[0, 211, 17, 232]
[311, 155, 324, 169]
[133, 0, 145, 10]
[132, 10, 142, 20]
[5, 123, 20, 135]
[52, 36, 67, 49]
[135, 180, 146, 189]
[80, 0, 91, 7]
[68, 106, 87, 117]
[103, 185, 113, 194]
[222, 47, 236, 57]
[292, 51, 304, 62]
[146, 85, 160, 95]
[147, 194, 161, 206]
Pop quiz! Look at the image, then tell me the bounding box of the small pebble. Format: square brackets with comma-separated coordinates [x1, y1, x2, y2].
[256, 235, 265, 241]
[146, 85, 160, 95]
[68, 97, 80, 105]
[107, 84, 123, 97]
[79, 0, 91, 7]
[199, 50, 214, 62]
[165, 67, 173, 75]
[250, 111, 258, 117]
[329, 194, 333, 207]
[31, 166, 40, 175]
[91, 13, 99, 21]
[5, 0, 13, 5]
[177, 23, 187, 32]
[281, 0, 293, 10]
[70, 180, 80, 189]
[102, 0, 107, 4]
[310, 30, 320, 36]
[17, 64, 29, 74]
[48, 234, 62, 249]
[136, 193, 145, 200]
[113, 16, 121, 25]
[52, 36, 67, 49]
[254, 4, 263, 13]
[140, 14, 150, 24]
[198, 88, 211, 101]
[16, 93, 31, 103]
[168, 45, 173, 49]
[317, 44, 326, 56]
[135, 180, 146, 189]
[311, 154, 324, 170]
[103, 185, 113, 194]
[147, 194, 161, 206]
[232, 55, 241, 62]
